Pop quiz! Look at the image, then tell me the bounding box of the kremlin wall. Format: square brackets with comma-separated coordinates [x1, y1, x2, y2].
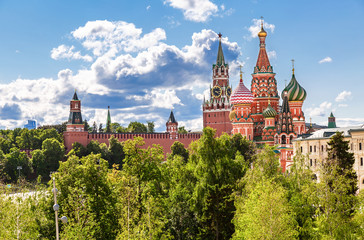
[65, 20, 309, 171]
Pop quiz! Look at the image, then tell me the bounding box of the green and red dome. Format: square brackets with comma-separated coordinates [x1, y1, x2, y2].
[282, 74, 306, 102]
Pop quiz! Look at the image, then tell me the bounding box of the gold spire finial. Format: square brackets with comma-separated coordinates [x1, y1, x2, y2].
[239, 65, 243, 82]
[258, 16, 267, 37]
[284, 79, 287, 87]
[291, 59, 295, 74]
[310, 117, 312, 127]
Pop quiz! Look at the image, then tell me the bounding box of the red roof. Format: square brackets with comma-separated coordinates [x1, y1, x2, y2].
[230, 79, 253, 105]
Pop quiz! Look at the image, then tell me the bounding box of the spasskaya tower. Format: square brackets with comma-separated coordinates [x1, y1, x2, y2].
[202, 33, 233, 136]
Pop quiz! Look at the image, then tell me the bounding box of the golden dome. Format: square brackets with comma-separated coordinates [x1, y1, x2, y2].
[229, 110, 237, 121]
[258, 27, 267, 37]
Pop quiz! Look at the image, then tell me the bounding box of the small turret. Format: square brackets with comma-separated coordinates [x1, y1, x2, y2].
[166, 110, 178, 139]
[66, 90, 85, 132]
[328, 112, 337, 128]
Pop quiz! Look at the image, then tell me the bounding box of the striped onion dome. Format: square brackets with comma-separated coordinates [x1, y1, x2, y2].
[263, 103, 277, 118]
[230, 78, 253, 105]
[282, 74, 306, 101]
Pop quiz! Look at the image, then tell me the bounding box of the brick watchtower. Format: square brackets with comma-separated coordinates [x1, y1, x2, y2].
[64, 91, 88, 151]
[203, 33, 232, 136]
[251, 19, 279, 141]
[166, 110, 178, 139]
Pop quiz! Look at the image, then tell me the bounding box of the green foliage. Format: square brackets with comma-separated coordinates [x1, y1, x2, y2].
[178, 126, 188, 134]
[233, 179, 298, 240]
[188, 128, 253, 239]
[169, 141, 189, 162]
[3, 148, 31, 182]
[41, 138, 65, 180]
[111, 122, 121, 133]
[108, 136, 124, 168]
[68, 141, 88, 158]
[127, 121, 147, 133]
[54, 154, 118, 239]
[0, 188, 49, 239]
[147, 121, 155, 133]
[114, 137, 168, 239]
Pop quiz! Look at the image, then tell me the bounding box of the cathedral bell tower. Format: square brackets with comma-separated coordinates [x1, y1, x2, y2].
[202, 33, 233, 136]
[251, 18, 279, 141]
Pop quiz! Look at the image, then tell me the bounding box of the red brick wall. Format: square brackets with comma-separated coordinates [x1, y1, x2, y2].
[64, 132, 202, 155]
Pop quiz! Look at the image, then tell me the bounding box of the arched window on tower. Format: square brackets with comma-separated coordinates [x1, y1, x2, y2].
[281, 135, 286, 144]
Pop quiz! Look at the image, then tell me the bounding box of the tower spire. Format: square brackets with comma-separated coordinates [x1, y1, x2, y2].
[239, 65, 243, 82]
[216, 33, 225, 66]
[291, 59, 295, 75]
[106, 106, 111, 133]
[255, 17, 271, 72]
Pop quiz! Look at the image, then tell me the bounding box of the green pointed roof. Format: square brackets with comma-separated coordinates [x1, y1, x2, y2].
[330, 112, 334, 118]
[282, 73, 306, 102]
[216, 33, 225, 66]
[72, 90, 79, 100]
[263, 103, 277, 118]
[107, 106, 111, 124]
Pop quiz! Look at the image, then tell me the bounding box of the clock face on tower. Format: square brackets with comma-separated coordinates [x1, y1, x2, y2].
[212, 86, 222, 98]
[226, 86, 232, 98]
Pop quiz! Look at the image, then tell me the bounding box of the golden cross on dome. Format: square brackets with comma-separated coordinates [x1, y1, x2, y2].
[291, 59, 295, 74]
[284, 79, 287, 87]
[239, 65, 243, 82]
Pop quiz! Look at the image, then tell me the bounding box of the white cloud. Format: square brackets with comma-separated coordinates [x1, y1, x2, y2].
[247, 18, 275, 39]
[146, 5, 151, 10]
[318, 57, 332, 64]
[305, 101, 332, 117]
[178, 117, 203, 131]
[338, 104, 348, 107]
[267, 50, 276, 59]
[164, 0, 218, 22]
[51, 45, 93, 62]
[335, 90, 352, 102]
[336, 118, 364, 127]
[0, 20, 241, 131]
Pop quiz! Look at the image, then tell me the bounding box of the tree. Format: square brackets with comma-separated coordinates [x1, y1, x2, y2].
[111, 123, 121, 133]
[147, 121, 155, 133]
[115, 137, 168, 239]
[178, 126, 188, 134]
[169, 141, 189, 163]
[187, 128, 253, 240]
[67, 141, 88, 158]
[99, 123, 104, 133]
[3, 148, 31, 182]
[108, 136, 124, 168]
[233, 180, 298, 240]
[41, 138, 65, 179]
[92, 121, 98, 133]
[127, 121, 147, 133]
[326, 131, 357, 195]
[52, 154, 118, 239]
[116, 126, 128, 133]
[84, 119, 90, 132]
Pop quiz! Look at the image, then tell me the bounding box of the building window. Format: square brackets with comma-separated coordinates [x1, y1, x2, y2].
[360, 143, 362, 151]
[314, 146, 316, 152]
[315, 159, 317, 166]
[321, 145, 324, 152]
[300, 146, 303, 153]
[310, 159, 312, 166]
[361, 158, 363, 166]
[310, 146, 312, 152]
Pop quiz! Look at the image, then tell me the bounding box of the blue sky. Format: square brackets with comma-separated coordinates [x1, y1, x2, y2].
[0, 0, 363, 131]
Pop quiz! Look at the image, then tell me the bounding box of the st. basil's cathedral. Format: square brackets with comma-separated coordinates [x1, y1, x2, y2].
[202, 21, 307, 171]
[65, 20, 308, 171]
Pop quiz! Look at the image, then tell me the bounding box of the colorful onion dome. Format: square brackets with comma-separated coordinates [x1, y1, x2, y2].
[282, 73, 307, 102]
[230, 78, 254, 105]
[262, 103, 277, 118]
